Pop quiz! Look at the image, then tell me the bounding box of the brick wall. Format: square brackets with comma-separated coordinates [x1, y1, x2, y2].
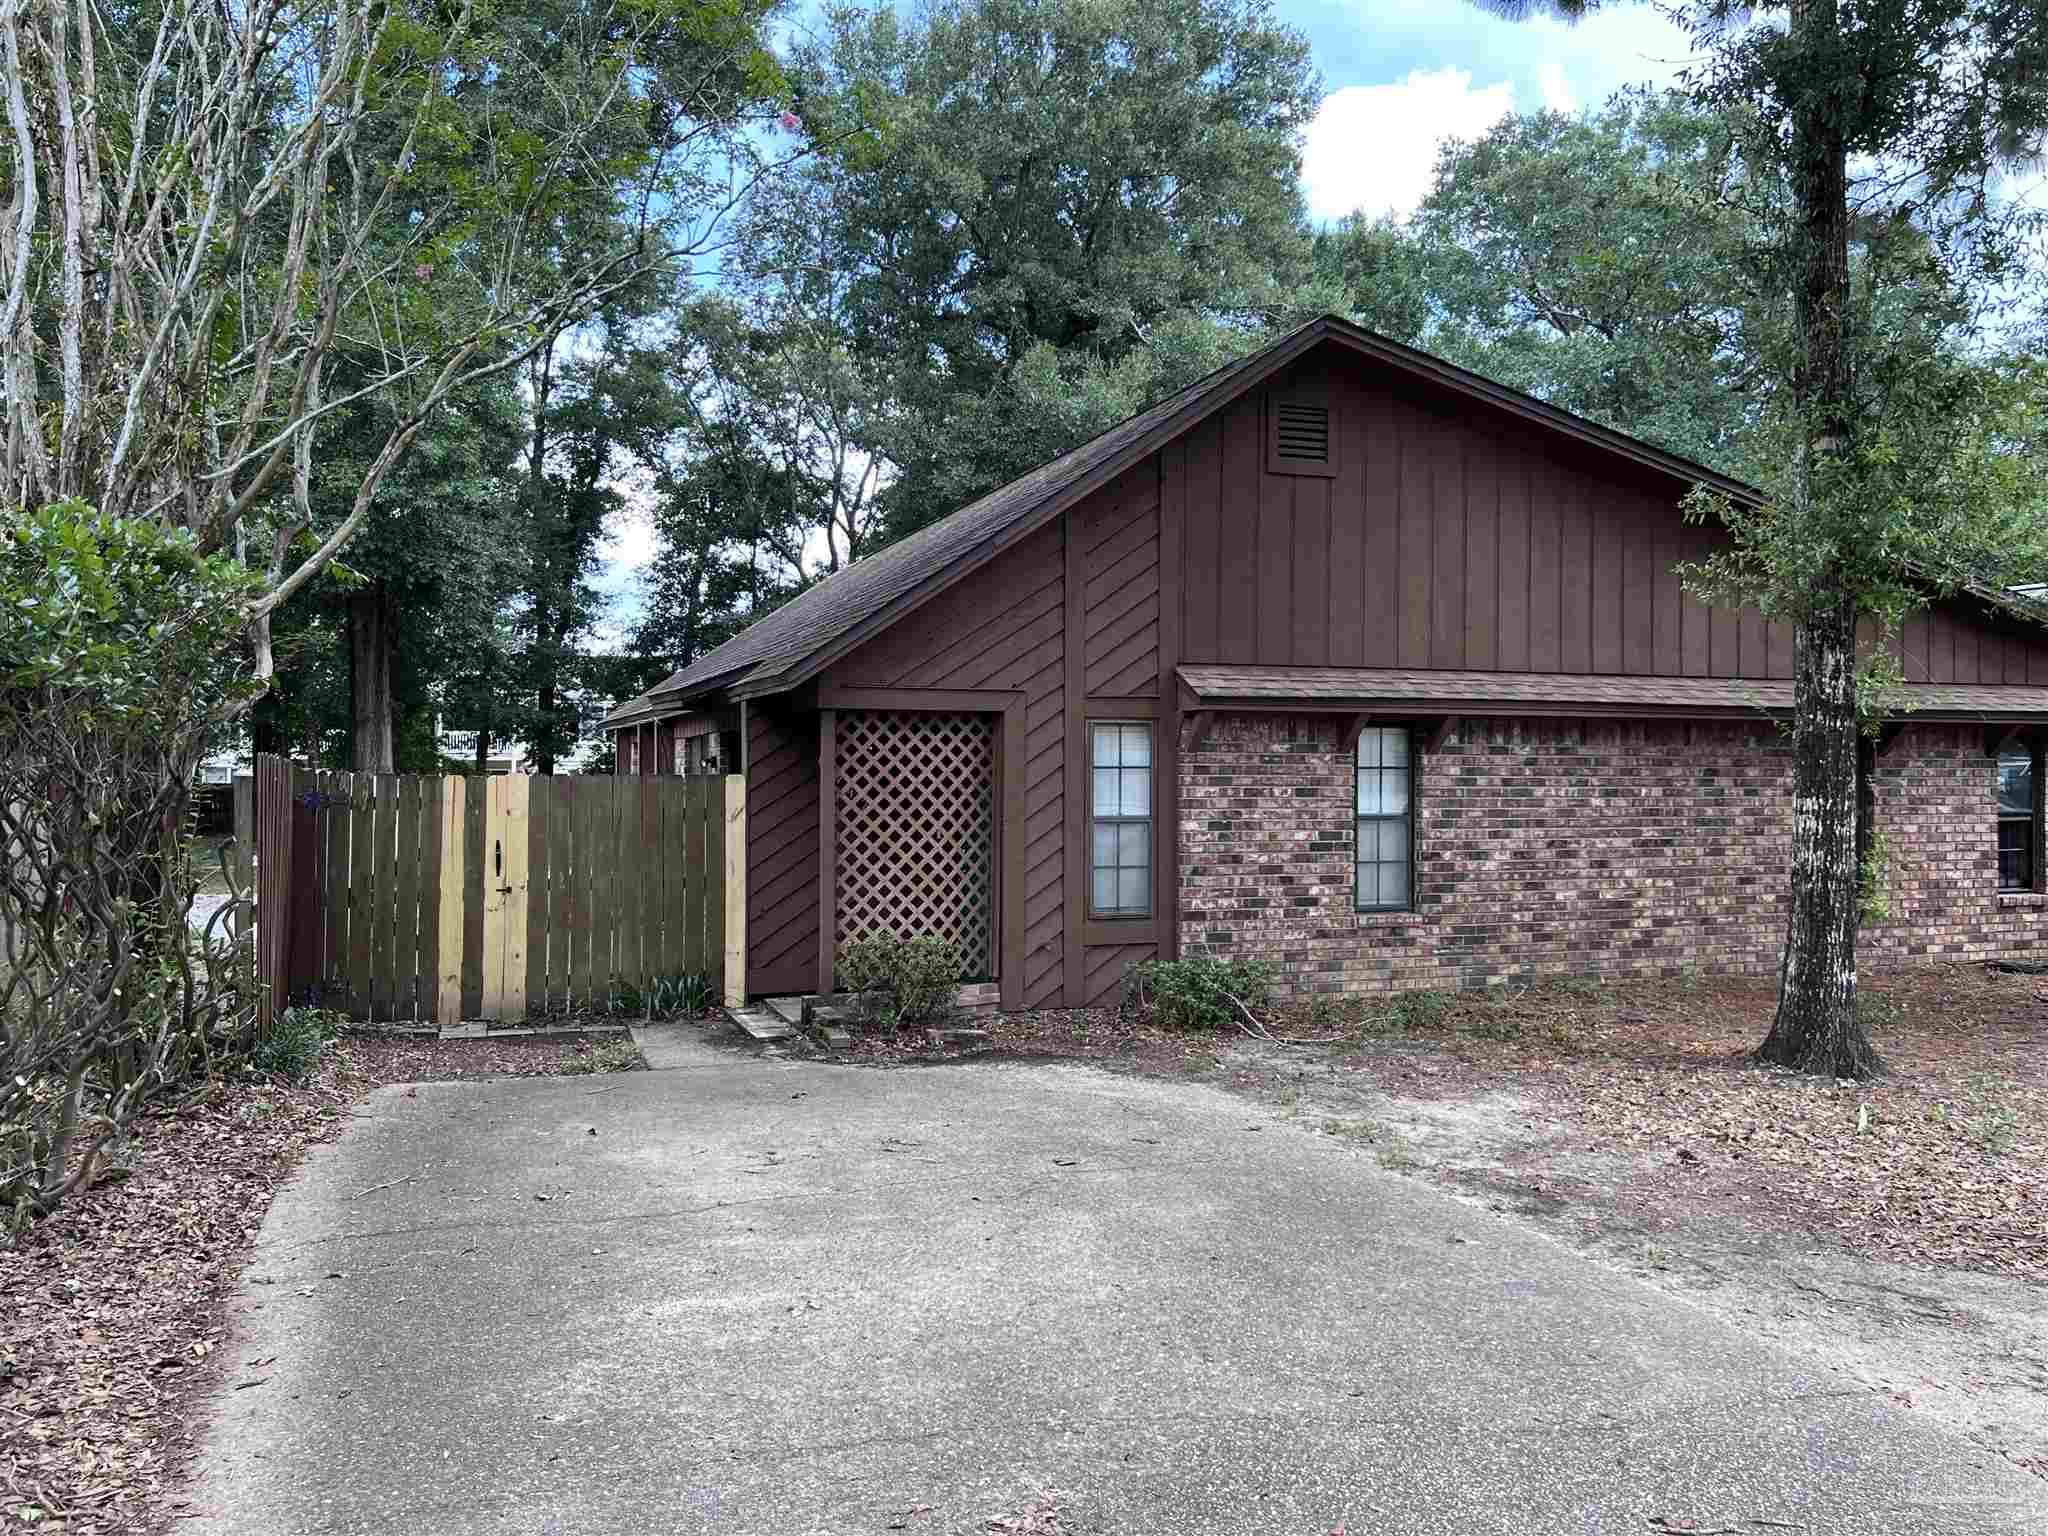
[1176, 714, 2048, 997]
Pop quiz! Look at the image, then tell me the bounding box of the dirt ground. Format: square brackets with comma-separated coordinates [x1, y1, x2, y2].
[971, 963, 2048, 1481]
[0, 1032, 634, 1534]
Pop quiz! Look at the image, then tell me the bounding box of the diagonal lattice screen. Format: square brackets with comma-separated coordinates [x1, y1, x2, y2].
[836, 710, 995, 976]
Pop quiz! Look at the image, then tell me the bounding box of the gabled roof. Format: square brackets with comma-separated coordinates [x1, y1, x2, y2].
[604, 314, 1759, 728]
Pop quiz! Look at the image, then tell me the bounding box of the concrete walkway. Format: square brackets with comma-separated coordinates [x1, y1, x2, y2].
[184, 1029, 2048, 1534]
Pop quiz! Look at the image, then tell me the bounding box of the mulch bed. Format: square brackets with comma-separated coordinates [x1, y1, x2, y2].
[0, 1032, 616, 1535]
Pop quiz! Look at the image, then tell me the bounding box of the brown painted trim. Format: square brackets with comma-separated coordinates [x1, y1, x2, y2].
[1080, 696, 1160, 717]
[1339, 712, 1374, 753]
[816, 686, 1023, 712]
[1063, 509, 1086, 1007]
[1082, 917, 1159, 947]
[1156, 443, 1184, 961]
[1189, 694, 2048, 726]
[1874, 721, 1908, 757]
[1426, 716, 1459, 754]
[1000, 695, 1026, 1010]
[817, 708, 836, 995]
[1183, 709, 1213, 749]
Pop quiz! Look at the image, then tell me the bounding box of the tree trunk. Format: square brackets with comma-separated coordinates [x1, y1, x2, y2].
[1757, 596, 1878, 1075]
[348, 588, 396, 773]
[1759, 0, 1878, 1077]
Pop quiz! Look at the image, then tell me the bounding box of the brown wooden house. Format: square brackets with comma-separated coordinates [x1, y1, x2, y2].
[606, 315, 2048, 1007]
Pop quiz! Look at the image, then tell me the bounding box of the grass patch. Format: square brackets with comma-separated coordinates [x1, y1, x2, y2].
[1963, 1105, 2020, 1155]
[560, 1038, 646, 1075]
[251, 1007, 344, 1082]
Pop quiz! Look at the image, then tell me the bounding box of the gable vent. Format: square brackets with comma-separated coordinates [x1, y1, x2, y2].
[1268, 394, 1335, 476]
[1274, 400, 1330, 463]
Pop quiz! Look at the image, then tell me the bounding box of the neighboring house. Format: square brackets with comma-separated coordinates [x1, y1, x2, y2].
[603, 315, 2048, 1007]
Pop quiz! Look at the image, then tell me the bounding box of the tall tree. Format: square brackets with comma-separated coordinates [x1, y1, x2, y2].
[0, 0, 786, 701]
[770, 0, 1322, 538]
[1481, 1, 2048, 1074]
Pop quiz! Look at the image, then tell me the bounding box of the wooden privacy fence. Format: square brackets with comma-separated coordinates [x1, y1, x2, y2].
[251, 756, 742, 1025]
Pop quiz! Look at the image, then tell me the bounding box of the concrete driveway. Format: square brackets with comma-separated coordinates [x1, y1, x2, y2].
[185, 1028, 2048, 1535]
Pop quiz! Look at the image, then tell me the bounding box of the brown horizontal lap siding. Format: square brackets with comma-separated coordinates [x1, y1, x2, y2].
[746, 707, 820, 997]
[828, 520, 1068, 1005]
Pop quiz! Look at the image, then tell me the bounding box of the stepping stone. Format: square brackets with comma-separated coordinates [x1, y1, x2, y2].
[938, 1027, 992, 1046]
[822, 1027, 852, 1049]
[731, 1007, 795, 1042]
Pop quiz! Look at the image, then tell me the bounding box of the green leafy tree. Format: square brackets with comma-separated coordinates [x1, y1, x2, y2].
[1480, 1, 2048, 1075]
[770, 0, 1322, 538]
[0, 507, 264, 1228]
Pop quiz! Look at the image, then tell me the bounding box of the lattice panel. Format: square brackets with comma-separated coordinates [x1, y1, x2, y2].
[836, 710, 995, 974]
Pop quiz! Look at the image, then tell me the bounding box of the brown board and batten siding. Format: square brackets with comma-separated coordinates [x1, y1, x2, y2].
[1177, 356, 1794, 680]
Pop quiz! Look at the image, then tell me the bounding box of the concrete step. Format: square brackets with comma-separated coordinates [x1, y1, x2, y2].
[730, 1006, 795, 1042]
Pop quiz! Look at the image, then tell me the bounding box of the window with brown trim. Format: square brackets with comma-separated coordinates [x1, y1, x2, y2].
[1356, 726, 1413, 911]
[1089, 722, 1153, 918]
[1998, 744, 2041, 891]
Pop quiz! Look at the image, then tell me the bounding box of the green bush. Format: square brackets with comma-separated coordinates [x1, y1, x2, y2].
[837, 933, 901, 996]
[1386, 990, 1454, 1033]
[1126, 957, 1276, 1031]
[647, 973, 716, 1018]
[834, 933, 964, 1026]
[894, 936, 964, 1023]
[252, 1008, 344, 1081]
[562, 1037, 645, 1075]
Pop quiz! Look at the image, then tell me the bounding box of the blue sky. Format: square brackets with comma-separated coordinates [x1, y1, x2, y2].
[593, 1, 1698, 637]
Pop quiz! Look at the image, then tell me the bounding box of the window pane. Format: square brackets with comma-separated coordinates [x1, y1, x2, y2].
[1378, 860, 1410, 907]
[1382, 729, 1409, 767]
[1356, 728, 1383, 769]
[1377, 818, 1409, 860]
[1118, 867, 1149, 914]
[1999, 752, 2034, 816]
[1091, 868, 1118, 912]
[1356, 860, 1378, 908]
[1093, 768, 1121, 816]
[1092, 824, 1118, 866]
[1092, 724, 1122, 766]
[1379, 769, 1409, 815]
[1119, 767, 1151, 816]
[1118, 821, 1149, 866]
[1118, 725, 1151, 767]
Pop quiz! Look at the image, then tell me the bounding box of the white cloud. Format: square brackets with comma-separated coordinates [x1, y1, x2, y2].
[1300, 68, 1514, 223]
[1538, 60, 1576, 115]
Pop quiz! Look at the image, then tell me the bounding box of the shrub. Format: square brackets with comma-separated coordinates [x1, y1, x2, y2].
[647, 973, 716, 1018]
[1126, 957, 1276, 1031]
[834, 933, 965, 1026]
[837, 933, 901, 996]
[1386, 990, 1454, 1033]
[562, 1038, 645, 1075]
[252, 1008, 344, 1081]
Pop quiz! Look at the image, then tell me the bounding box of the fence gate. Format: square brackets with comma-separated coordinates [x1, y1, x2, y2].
[251, 757, 736, 1025]
[834, 710, 996, 978]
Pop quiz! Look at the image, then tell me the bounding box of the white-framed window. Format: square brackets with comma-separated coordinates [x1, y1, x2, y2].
[1089, 722, 1153, 918]
[1356, 726, 1413, 911]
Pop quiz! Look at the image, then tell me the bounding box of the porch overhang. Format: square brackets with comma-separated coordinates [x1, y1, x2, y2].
[1175, 665, 2048, 726]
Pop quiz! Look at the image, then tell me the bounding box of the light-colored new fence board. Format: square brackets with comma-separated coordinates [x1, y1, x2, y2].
[252, 758, 736, 1024]
[524, 775, 550, 1013]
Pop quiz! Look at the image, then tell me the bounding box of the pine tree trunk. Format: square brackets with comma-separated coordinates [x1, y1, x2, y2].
[348, 589, 396, 773]
[1755, 0, 1878, 1078]
[1758, 596, 1879, 1075]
